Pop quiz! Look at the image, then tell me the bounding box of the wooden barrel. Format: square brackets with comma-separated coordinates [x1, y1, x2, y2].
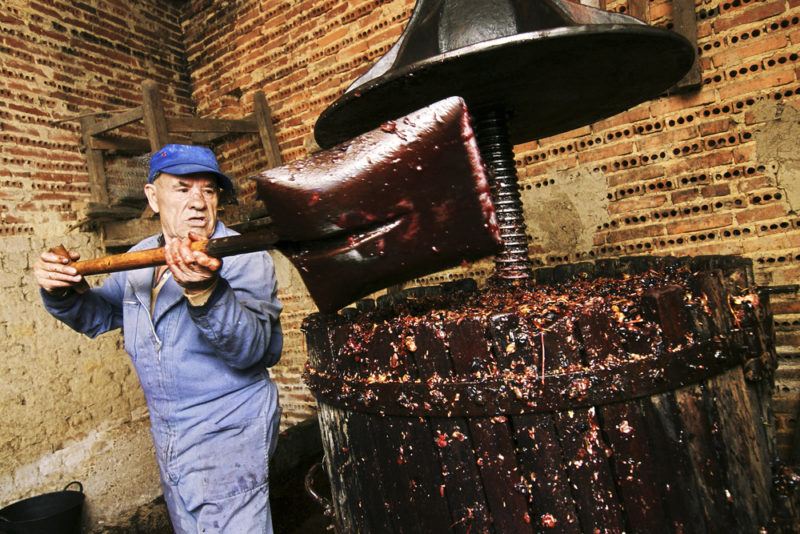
[303, 256, 779, 533]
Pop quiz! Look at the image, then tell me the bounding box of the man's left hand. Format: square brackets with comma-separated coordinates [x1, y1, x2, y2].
[165, 231, 222, 293]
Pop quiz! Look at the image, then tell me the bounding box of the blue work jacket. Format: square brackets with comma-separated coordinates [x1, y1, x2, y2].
[41, 222, 283, 512]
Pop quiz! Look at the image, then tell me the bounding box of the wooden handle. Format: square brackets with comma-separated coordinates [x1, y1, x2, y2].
[48, 231, 279, 276]
[50, 241, 208, 276]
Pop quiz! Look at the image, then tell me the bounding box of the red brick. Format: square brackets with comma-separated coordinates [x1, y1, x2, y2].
[636, 126, 698, 151]
[790, 27, 800, 46]
[736, 203, 791, 224]
[718, 69, 795, 100]
[772, 300, 800, 314]
[697, 20, 713, 40]
[733, 143, 757, 163]
[649, 90, 716, 117]
[592, 105, 652, 131]
[606, 224, 665, 243]
[607, 194, 668, 215]
[672, 188, 700, 204]
[711, 34, 788, 69]
[665, 149, 734, 176]
[649, 1, 671, 21]
[686, 242, 745, 256]
[713, 1, 786, 32]
[698, 118, 734, 137]
[541, 125, 593, 145]
[577, 141, 634, 164]
[744, 234, 800, 253]
[701, 183, 731, 197]
[607, 165, 664, 187]
[666, 213, 733, 234]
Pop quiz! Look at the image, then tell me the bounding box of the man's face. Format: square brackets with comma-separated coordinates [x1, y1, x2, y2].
[144, 172, 220, 241]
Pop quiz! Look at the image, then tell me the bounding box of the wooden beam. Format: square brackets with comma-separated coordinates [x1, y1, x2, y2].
[85, 106, 143, 136]
[89, 135, 151, 153]
[191, 131, 233, 144]
[103, 217, 162, 249]
[672, 0, 702, 92]
[628, 0, 648, 22]
[80, 116, 109, 205]
[254, 91, 283, 168]
[166, 116, 258, 133]
[142, 79, 170, 152]
[86, 203, 145, 221]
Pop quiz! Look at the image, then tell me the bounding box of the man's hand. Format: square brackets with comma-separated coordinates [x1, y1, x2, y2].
[34, 248, 88, 294]
[165, 231, 222, 293]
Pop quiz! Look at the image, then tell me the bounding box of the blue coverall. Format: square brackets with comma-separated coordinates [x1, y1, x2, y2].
[41, 222, 283, 533]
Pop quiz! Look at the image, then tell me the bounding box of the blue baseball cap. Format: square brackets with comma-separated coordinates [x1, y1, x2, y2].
[148, 144, 236, 201]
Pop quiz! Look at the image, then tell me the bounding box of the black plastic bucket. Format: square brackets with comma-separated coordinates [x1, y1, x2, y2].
[0, 481, 84, 534]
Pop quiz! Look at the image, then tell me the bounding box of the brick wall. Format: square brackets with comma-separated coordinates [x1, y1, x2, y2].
[180, 0, 800, 461]
[3, 0, 800, 527]
[0, 0, 195, 525]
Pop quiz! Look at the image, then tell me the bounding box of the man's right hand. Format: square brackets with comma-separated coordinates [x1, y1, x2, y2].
[34, 248, 88, 294]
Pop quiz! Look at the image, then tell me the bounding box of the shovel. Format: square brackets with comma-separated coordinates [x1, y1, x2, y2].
[52, 97, 501, 312]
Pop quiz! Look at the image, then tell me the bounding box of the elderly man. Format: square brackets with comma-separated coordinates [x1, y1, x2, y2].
[34, 144, 283, 533]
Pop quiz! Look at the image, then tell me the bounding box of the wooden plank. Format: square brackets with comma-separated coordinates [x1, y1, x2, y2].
[191, 131, 233, 144]
[641, 393, 709, 532]
[674, 384, 738, 528]
[548, 319, 626, 533]
[165, 116, 258, 133]
[85, 106, 143, 136]
[365, 323, 452, 533]
[413, 321, 491, 534]
[86, 203, 145, 221]
[142, 79, 170, 151]
[627, 0, 648, 21]
[333, 320, 396, 532]
[80, 116, 109, 205]
[446, 318, 534, 533]
[305, 315, 376, 534]
[254, 91, 283, 169]
[703, 368, 773, 529]
[489, 313, 580, 532]
[577, 307, 669, 532]
[88, 135, 150, 153]
[672, 0, 703, 91]
[102, 218, 161, 249]
[641, 285, 692, 346]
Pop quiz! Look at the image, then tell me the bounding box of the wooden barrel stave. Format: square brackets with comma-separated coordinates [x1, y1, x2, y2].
[489, 313, 582, 533]
[367, 325, 453, 534]
[414, 322, 493, 533]
[579, 306, 673, 532]
[446, 318, 534, 533]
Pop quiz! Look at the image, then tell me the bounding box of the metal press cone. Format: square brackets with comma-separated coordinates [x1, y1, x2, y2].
[314, 0, 695, 148]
